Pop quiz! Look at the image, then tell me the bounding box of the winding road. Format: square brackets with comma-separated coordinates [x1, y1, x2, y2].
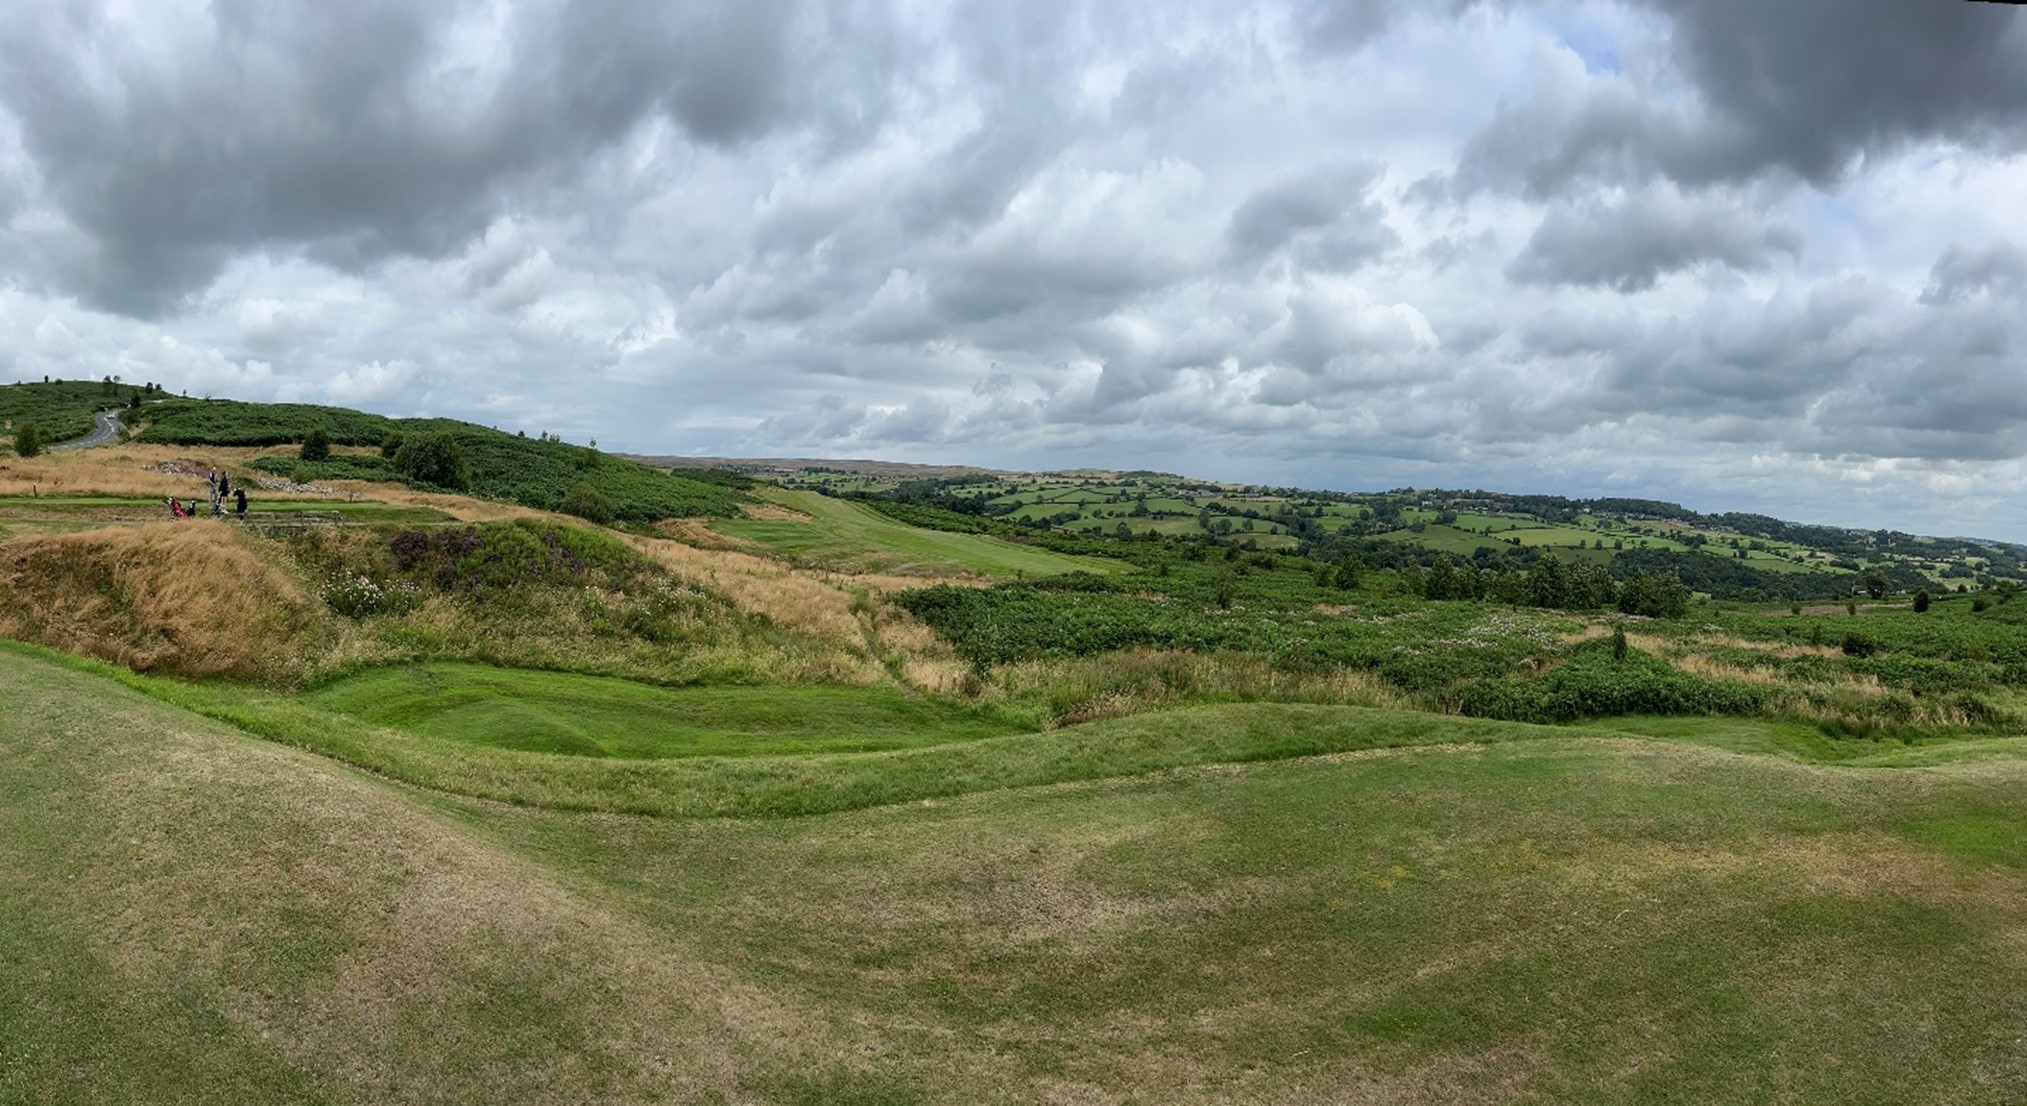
[51, 408, 125, 451]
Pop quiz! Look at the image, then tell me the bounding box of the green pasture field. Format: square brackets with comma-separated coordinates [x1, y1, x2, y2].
[10, 644, 2027, 1103]
[713, 488, 1122, 576]
[1378, 524, 1502, 557]
[309, 663, 1024, 758]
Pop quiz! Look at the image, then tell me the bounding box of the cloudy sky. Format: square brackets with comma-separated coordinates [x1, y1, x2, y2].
[3, 1, 2026, 538]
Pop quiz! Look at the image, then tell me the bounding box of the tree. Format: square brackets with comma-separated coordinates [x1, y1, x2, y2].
[1912, 589, 1932, 614]
[1616, 572, 1690, 619]
[1425, 557, 1458, 600]
[13, 422, 43, 458]
[300, 427, 331, 462]
[560, 483, 616, 525]
[380, 432, 405, 459]
[1333, 556, 1362, 590]
[1863, 571, 1888, 600]
[393, 431, 471, 491]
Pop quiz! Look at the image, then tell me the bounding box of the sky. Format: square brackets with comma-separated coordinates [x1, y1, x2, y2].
[3, 1, 2026, 539]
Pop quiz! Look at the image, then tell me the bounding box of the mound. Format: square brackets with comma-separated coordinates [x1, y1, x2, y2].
[0, 522, 321, 680]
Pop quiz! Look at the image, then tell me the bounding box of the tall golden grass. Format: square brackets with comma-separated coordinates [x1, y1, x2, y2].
[0, 522, 323, 680]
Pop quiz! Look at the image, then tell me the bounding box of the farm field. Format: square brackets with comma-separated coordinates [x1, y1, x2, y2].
[9, 646, 2027, 1104]
[712, 487, 1122, 576]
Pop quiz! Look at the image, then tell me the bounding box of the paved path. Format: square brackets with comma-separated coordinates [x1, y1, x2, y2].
[50, 408, 124, 450]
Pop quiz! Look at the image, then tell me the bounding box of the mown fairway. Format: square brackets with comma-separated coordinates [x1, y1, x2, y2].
[8, 647, 2027, 1104]
[309, 663, 1026, 757]
[713, 487, 1123, 575]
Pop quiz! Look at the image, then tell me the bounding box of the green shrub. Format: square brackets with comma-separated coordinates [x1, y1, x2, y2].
[1459, 641, 1767, 724]
[300, 427, 331, 461]
[249, 455, 400, 484]
[1841, 630, 1879, 658]
[380, 431, 405, 459]
[1913, 589, 1932, 614]
[394, 431, 472, 491]
[12, 421, 43, 458]
[560, 483, 617, 526]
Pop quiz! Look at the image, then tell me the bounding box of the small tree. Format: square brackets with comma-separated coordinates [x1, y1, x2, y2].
[1611, 625, 1629, 663]
[1863, 571, 1888, 600]
[560, 483, 616, 526]
[1333, 557, 1362, 590]
[380, 431, 405, 459]
[300, 427, 331, 462]
[1912, 589, 1932, 614]
[13, 422, 43, 457]
[393, 431, 471, 491]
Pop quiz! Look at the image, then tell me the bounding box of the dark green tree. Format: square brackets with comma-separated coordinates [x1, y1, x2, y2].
[1863, 571, 1889, 600]
[560, 482, 616, 525]
[300, 427, 331, 461]
[380, 431, 405, 459]
[1330, 556, 1362, 590]
[1912, 589, 1932, 614]
[13, 422, 44, 458]
[393, 431, 471, 491]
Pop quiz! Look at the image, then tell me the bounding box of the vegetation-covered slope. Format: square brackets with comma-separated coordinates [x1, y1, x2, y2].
[136, 399, 743, 520]
[9, 645, 2027, 1104]
[710, 487, 1122, 576]
[2, 379, 156, 447]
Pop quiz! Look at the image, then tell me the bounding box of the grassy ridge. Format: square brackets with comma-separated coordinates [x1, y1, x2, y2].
[12, 639, 2012, 820]
[138, 400, 743, 520]
[11, 644, 2027, 1103]
[308, 663, 1026, 758]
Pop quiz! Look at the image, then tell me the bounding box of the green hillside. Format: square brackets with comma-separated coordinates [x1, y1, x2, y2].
[9, 645, 2027, 1103]
[2, 379, 158, 446]
[711, 487, 1123, 576]
[136, 399, 743, 520]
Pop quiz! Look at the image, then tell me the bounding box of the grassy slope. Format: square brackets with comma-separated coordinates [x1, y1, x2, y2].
[308, 663, 1025, 758]
[714, 488, 1121, 576]
[135, 400, 741, 521]
[10, 645, 2027, 1103]
[0, 381, 121, 446]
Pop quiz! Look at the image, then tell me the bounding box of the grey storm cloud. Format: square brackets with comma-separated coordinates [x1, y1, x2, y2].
[1922, 241, 2027, 305]
[0, 0, 894, 314]
[1452, 0, 2027, 198]
[1507, 186, 1803, 292]
[2, 0, 2026, 539]
[1225, 162, 1397, 269]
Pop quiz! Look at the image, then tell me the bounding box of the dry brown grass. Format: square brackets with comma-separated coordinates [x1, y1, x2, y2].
[0, 521, 325, 680]
[735, 500, 812, 521]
